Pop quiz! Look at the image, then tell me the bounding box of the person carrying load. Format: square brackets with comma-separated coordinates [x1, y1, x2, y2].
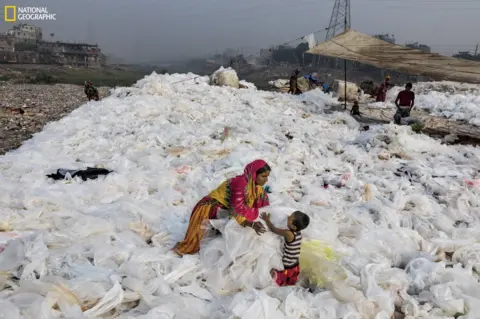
[376, 75, 394, 102]
[288, 69, 302, 95]
[304, 73, 320, 90]
[394, 82, 415, 125]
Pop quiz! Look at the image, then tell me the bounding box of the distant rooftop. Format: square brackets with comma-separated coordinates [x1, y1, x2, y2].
[39, 40, 99, 47]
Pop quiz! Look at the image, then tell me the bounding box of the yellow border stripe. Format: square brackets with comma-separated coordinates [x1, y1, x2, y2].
[4, 6, 17, 22]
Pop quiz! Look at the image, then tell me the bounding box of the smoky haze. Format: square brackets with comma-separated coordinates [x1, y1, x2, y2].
[1, 0, 479, 64]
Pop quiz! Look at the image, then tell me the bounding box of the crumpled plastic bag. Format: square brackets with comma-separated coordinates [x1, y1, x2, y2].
[224, 288, 286, 319]
[0, 237, 26, 272]
[210, 67, 239, 89]
[200, 219, 282, 293]
[299, 240, 347, 287]
[0, 299, 21, 319]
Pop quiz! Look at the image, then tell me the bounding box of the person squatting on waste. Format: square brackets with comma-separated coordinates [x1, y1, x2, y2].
[172, 160, 271, 256]
[394, 82, 415, 125]
[261, 210, 310, 286]
[350, 100, 361, 116]
[84, 81, 100, 101]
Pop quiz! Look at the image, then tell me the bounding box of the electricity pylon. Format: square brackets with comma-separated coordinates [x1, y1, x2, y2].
[326, 0, 351, 41]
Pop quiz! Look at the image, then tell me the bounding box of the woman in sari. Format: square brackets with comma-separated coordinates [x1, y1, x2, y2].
[173, 159, 271, 256]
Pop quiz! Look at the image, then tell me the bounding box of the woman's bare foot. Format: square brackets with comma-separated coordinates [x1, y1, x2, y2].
[172, 244, 184, 257]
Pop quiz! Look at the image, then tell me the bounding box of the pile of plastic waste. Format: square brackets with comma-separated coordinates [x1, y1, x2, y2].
[0, 69, 479, 318]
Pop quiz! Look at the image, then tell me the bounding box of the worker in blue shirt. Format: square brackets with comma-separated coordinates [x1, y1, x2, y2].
[322, 82, 329, 93]
[304, 73, 320, 90]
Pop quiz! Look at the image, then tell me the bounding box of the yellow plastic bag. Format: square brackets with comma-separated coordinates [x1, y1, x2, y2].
[300, 240, 347, 288]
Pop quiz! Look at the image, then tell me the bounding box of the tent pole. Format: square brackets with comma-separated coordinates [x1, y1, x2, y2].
[344, 0, 348, 110]
[344, 60, 347, 110]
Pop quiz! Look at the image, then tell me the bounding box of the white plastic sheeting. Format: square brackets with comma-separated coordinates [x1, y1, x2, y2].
[210, 67, 239, 88]
[0, 71, 480, 318]
[331, 80, 360, 101]
[302, 33, 316, 50]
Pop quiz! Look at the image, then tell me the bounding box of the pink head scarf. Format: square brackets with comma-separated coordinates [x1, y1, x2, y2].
[243, 159, 269, 183]
[241, 159, 270, 214]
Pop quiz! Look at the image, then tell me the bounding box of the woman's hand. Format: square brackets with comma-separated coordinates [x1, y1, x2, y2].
[252, 221, 266, 235]
[260, 212, 270, 222]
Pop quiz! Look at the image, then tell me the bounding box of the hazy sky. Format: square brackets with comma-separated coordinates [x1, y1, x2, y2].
[1, 0, 479, 63]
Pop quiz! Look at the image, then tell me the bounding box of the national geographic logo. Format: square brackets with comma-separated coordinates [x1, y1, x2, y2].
[3, 6, 57, 22]
[3, 6, 16, 22]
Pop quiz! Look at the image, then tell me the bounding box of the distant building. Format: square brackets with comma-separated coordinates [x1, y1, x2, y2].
[258, 48, 272, 64]
[0, 34, 15, 52]
[406, 42, 431, 53]
[0, 33, 16, 63]
[38, 41, 102, 68]
[374, 33, 396, 44]
[8, 24, 42, 43]
[0, 23, 102, 68]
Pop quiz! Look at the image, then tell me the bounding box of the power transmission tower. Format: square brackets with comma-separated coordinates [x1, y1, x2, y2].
[326, 0, 351, 41]
[316, 0, 351, 66]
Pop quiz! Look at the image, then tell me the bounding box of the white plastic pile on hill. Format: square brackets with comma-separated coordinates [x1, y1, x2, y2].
[369, 81, 480, 126]
[0, 70, 480, 318]
[331, 80, 360, 102]
[209, 67, 239, 88]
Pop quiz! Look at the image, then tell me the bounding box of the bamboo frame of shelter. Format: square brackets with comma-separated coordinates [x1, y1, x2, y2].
[307, 29, 480, 84]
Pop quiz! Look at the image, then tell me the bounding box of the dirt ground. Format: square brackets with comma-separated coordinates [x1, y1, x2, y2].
[0, 82, 110, 155]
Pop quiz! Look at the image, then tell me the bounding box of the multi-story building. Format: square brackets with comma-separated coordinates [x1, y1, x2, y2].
[37, 41, 102, 68]
[0, 23, 103, 68]
[0, 34, 15, 52]
[406, 42, 431, 53]
[374, 33, 396, 44]
[7, 24, 42, 43]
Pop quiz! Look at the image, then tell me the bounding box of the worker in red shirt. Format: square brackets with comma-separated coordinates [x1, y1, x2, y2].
[394, 83, 415, 124]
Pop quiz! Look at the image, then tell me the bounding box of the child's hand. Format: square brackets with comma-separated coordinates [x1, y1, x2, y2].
[260, 212, 270, 221]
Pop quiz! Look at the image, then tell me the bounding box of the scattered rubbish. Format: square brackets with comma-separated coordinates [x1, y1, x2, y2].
[167, 146, 188, 156]
[175, 166, 191, 174]
[0, 83, 110, 155]
[360, 125, 370, 131]
[220, 127, 230, 142]
[364, 184, 372, 201]
[46, 167, 112, 181]
[465, 179, 480, 188]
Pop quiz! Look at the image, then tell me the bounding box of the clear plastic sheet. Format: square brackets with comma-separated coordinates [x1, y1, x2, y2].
[1, 70, 480, 318]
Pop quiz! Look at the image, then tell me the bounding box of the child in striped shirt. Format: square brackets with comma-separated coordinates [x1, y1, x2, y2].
[260, 210, 310, 286]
